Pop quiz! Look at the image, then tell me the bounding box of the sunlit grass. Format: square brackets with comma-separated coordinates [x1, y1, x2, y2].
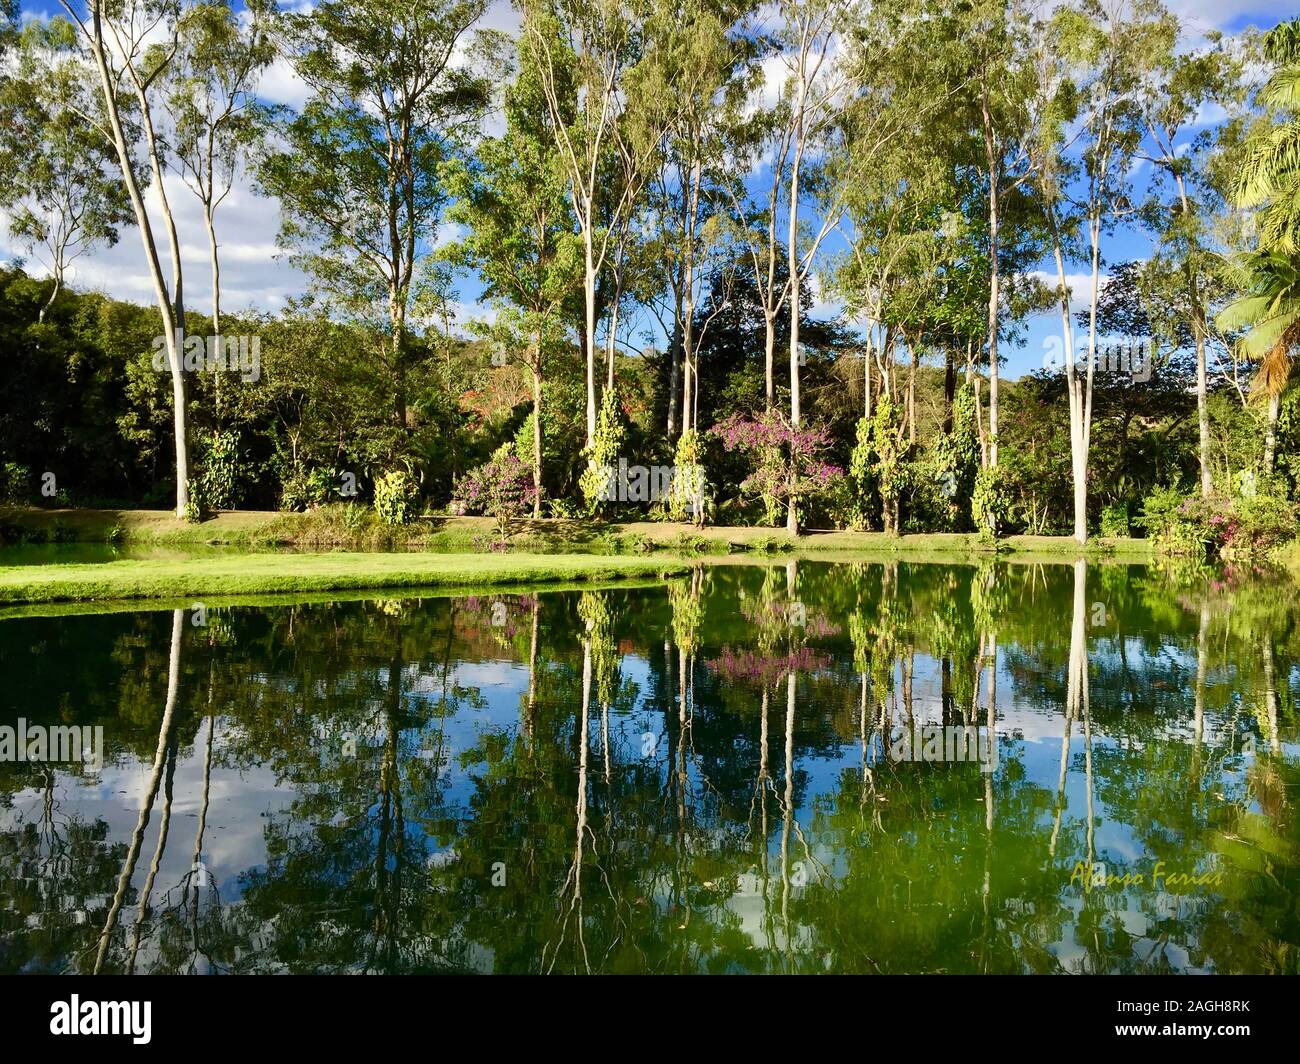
[0, 552, 690, 605]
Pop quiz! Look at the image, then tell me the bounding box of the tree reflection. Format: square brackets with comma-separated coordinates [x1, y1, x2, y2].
[1, 561, 1297, 973]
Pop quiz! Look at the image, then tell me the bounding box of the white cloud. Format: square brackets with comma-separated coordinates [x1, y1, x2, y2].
[1024, 270, 1109, 316]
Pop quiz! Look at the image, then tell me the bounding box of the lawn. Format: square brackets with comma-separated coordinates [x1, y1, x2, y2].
[0, 505, 1156, 558]
[0, 551, 690, 605]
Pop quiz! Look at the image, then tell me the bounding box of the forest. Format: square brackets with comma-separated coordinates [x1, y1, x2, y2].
[2, 0, 1299, 555]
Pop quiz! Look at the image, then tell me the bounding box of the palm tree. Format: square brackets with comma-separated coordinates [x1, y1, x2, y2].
[1218, 20, 1300, 474]
[1237, 20, 1300, 254]
[1217, 251, 1298, 472]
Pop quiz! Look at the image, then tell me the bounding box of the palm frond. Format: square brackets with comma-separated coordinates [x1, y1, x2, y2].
[1262, 68, 1300, 110]
[1237, 309, 1297, 361]
[1264, 20, 1300, 66]
[1235, 122, 1300, 208]
[1216, 294, 1274, 333]
[1253, 337, 1296, 399]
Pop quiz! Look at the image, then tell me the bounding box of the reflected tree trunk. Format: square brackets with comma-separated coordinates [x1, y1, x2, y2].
[95, 609, 184, 974]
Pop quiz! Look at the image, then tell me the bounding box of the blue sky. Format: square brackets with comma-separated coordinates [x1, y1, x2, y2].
[5, 0, 1290, 379]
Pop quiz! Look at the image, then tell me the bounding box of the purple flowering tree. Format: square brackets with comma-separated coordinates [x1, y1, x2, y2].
[712, 411, 842, 534]
[450, 446, 539, 549]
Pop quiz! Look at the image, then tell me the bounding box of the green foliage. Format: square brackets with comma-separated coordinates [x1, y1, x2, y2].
[280, 468, 335, 513]
[931, 384, 980, 532]
[847, 415, 874, 531]
[196, 430, 244, 511]
[183, 479, 209, 524]
[1137, 483, 1298, 557]
[548, 497, 583, 519]
[579, 389, 626, 517]
[972, 464, 1011, 540]
[869, 395, 907, 533]
[0, 461, 28, 504]
[1136, 484, 1206, 554]
[1100, 502, 1131, 538]
[668, 429, 708, 524]
[1230, 491, 1299, 555]
[374, 469, 419, 526]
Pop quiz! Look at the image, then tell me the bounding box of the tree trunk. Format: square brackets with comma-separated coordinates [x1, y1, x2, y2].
[532, 326, 544, 520]
[943, 347, 955, 433]
[1264, 392, 1280, 475]
[204, 196, 222, 426]
[981, 90, 1000, 469]
[666, 316, 681, 437]
[583, 231, 597, 448]
[83, 16, 188, 516]
[764, 311, 776, 412]
[907, 341, 918, 444]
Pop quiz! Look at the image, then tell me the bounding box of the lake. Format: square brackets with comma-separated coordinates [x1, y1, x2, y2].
[1, 558, 1296, 974]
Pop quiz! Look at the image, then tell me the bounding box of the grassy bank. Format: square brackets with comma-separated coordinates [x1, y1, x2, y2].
[0, 552, 689, 606]
[1, 505, 1155, 558]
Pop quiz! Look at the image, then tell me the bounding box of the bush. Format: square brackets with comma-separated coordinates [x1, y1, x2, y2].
[196, 430, 244, 511]
[972, 464, 1011, 540]
[668, 429, 708, 524]
[548, 497, 583, 520]
[183, 479, 209, 524]
[579, 389, 626, 517]
[374, 469, 419, 526]
[342, 502, 369, 535]
[450, 445, 538, 546]
[1100, 502, 1130, 538]
[280, 467, 335, 512]
[1229, 492, 1298, 555]
[1137, 484, 1298, 557]
[1137, 486, 1214, 555]
[1, 462, 29, 504]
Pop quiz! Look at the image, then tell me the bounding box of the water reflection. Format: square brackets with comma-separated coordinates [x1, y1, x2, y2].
[0, 560, 1296, 973]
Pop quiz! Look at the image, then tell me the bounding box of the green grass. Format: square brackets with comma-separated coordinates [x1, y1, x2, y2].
[0, 552, 690, 605]
[1, 505, 1157, 558]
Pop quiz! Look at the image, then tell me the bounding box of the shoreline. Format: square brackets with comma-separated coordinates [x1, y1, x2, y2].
[2, 506, 1156, 558]
[0, 551, 691, 606]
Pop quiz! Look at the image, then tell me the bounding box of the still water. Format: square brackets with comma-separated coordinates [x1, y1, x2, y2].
[1, 559, 1297, 974]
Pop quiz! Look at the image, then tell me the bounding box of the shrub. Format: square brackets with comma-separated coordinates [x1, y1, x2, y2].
[280, 467, 335, 512]
[1, 462, 29, 504]
[1136, 484, 1298, 557]
[183, 478, 210, 523]
[1100, 502, 1130, 538]
[548, 497, 583, 520]
[579, 389, 626, 517]
[342, 502, 369, 535]
[668, 429, 708, 524]
[374, 469, 419, 526]
[1136, 486, 1213, 555]
[196, 430, 244, 511]
[450, 445, 538, 545]
[972, 464, 1011, 540]
[1229, 492, 1298, 555]
[712, 410, 842, 533]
